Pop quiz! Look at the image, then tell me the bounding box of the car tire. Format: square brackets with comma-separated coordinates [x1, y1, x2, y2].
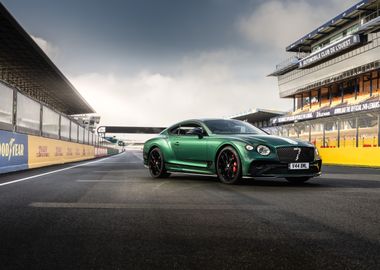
[148, 147, 170, 178]
[285, 177, 311, 184]
[216, 146, 242, 184]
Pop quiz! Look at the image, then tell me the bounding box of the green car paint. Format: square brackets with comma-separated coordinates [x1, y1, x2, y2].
[143, 119, 322, 183]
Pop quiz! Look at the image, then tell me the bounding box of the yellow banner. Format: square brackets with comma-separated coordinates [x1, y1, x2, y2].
[318, 147, 380, 167]
[28, 135, 95, 169]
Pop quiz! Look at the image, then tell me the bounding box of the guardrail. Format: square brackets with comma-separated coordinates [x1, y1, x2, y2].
[0, 79, 106, 147]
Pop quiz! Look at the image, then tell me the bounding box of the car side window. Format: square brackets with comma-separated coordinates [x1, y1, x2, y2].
[169, 125, 180, 135]
[178, 123, 205, 136]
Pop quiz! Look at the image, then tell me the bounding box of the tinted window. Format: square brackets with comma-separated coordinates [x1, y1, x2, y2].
[169, 125, 180, 135]
[178, 123, 204, 136]
[204, 119, 265, 135]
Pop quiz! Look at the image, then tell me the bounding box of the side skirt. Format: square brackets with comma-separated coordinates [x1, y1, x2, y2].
[165, 162, 214, 175]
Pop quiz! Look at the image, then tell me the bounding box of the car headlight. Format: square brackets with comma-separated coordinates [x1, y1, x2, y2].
[314, 147, 319, 157]
[245, 145, 254, 151]
[257, 145, 270, 156]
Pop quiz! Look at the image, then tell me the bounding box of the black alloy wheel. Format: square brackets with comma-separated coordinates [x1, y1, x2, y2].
[148, 148, 170, 178]
[216, 146, 242, 184]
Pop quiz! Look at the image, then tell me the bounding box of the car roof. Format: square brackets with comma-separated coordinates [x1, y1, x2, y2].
[182, 118, 236, 123]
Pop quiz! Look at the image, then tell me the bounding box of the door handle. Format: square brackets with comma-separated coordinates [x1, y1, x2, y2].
[174, 142, 180, 146]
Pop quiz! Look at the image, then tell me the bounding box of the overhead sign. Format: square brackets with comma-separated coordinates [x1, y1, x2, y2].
[271, 99, 380, 124]
[98, 126, 166, 134]
[271, 112, 314, 125]
[299, 35, 362, 68]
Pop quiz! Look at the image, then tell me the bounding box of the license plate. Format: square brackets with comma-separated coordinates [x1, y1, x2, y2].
[289, 163, 309, 170]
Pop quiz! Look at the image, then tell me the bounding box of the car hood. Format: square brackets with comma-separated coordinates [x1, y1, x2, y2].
[215, 134, 314, 148]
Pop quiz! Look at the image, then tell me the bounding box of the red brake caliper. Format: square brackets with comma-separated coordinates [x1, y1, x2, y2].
[232, 154, 237, 173]
[232, 162, 237, 173]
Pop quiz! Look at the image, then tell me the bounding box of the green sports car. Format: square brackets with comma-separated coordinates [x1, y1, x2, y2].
[143, 119, 322, 184]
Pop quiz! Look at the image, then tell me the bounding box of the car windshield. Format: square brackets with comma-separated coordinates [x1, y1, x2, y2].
[203, 119, 265, 135]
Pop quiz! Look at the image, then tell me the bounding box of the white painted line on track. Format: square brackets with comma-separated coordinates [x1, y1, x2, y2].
[0, 154, 123, 187]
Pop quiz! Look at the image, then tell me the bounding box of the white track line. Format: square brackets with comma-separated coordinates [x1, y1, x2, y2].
[0, 154, 123, 187]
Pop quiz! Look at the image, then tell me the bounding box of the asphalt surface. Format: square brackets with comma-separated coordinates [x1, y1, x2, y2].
[0, 149, 379, 270]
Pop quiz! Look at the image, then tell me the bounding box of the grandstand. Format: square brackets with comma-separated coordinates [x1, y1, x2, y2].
[268, 0, 380, 164]
[0, 3, 113, 173]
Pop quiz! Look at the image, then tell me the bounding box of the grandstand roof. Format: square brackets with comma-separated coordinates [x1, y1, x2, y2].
[230, 108, 285, 123]
[0, 3, 95, 115]
[286, 0, 375, 52]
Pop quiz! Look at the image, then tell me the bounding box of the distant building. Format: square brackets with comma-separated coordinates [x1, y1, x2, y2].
[268, 0, 380, 151]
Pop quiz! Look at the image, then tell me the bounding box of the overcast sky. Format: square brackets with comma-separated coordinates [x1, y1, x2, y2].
[3, 0, 358, 128]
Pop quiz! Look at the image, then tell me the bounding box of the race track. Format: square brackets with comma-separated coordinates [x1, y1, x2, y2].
[0, 149, 379, 269]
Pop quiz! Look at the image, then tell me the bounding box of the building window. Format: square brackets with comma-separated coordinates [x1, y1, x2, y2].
[358, 114, 378, 147]
[340, 118, 357, 148]
[295, 94, 303, 110]
[310, 122, 323, 147]
[324, 120, 338, 148]
[0, 83, 13, 125]
[310, 90, 319, 107]
[71, 122, 78, 142]
[17, 93, 40, 131]
[42, 106, 59, 137]
[302, 92, 310, 108]
[298, 124, 310, 142]
[320, 87, 330, 107]
[60, 117, 70, 139]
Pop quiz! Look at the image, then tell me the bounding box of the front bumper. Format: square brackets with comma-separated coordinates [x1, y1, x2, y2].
[248, 159, 322, 178]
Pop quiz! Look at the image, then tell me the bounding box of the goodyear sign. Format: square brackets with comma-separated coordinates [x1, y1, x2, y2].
[0, 130, 28, 173]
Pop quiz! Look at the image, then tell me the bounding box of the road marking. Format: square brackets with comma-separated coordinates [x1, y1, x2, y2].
[0, 154, 122, 187]
[30, 202, 273, 210]
[153, 180, 170, 190]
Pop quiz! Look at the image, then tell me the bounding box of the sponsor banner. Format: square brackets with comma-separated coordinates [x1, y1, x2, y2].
[28, 135, 95, 169]
[318, 147, 380, 167]
[0, 130, 28, 173]
[299, 35, 361, 68]
[95, 147, 108, 157]
[271, 99, 380, 124]
[271, 112, 314, 125]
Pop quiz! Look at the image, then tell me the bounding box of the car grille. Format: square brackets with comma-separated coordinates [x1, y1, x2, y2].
[276, 147, 314, 162]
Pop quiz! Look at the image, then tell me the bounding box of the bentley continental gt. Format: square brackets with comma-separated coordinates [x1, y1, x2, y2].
[143, 119, 322, 184]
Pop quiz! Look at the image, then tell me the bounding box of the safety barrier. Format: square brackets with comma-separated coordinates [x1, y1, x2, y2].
[0, 129, 119, 174]
[28, 135, 95, 169]
[318, 147, 380, 167]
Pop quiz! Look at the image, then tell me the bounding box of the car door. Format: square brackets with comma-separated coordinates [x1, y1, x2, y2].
[167, 124, 181, 161]
[175, 122, 208, 168]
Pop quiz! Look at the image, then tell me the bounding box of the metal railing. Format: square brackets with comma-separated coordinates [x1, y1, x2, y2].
[0, 79, 104, 148]
[360, 8, 380, 25]
[271, 53, 309, 76]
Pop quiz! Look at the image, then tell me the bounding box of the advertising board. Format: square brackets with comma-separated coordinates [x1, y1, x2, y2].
[0, 130, 28, 173]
